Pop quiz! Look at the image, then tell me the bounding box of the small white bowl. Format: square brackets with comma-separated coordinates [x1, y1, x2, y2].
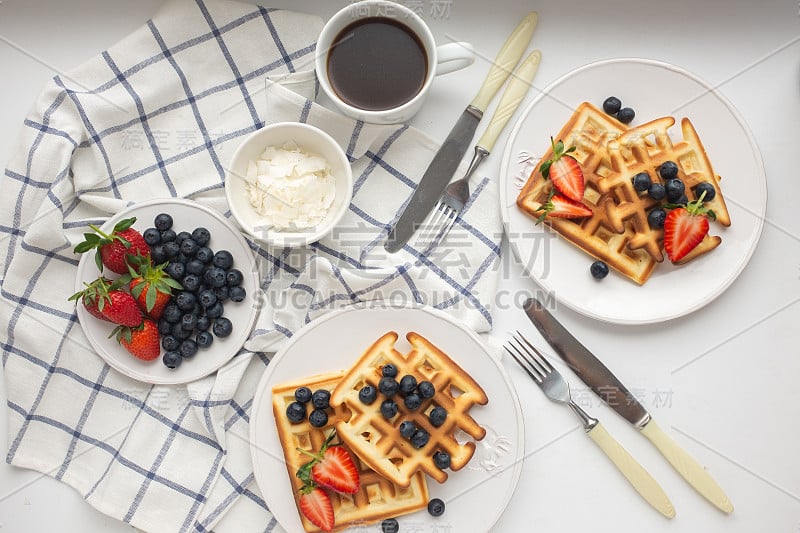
[225, 122, 353, 248]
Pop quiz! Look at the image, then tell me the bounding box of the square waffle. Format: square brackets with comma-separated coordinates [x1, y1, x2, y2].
[329, 331, 488, 488]
[517, 102, 730, 284]
[272, 371, 429, 533]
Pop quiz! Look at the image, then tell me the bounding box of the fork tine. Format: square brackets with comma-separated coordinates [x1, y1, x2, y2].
[515, 330, 555, 373]
[508, 335, 549, 378]
[439, 210, 458, 239]
[503, 344, 543, 383]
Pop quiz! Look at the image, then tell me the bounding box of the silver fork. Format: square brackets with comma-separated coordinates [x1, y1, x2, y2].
[420, 50, 541, 246]
[505, 331, 676, 518]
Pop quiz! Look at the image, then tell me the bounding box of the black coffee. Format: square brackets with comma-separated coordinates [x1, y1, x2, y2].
[327, 17, 428, 111]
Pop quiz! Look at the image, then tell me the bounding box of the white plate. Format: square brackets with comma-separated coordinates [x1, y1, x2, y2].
[250, 303, 524, 533]
[74, 198, 259, 385]
[499, 58, 767, 324]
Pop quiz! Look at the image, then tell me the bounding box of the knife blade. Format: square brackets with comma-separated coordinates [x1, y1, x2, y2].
[384, 12, 538, 253]
[523, 297, 734, 514]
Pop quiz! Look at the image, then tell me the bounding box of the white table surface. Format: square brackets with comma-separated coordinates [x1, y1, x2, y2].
[1, 0, 799, 532]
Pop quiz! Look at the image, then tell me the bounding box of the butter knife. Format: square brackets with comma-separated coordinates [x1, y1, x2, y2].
[384, 12, 538, 253]
[524, 297, 734, 513]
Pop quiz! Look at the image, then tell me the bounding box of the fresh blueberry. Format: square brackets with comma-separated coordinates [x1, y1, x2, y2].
[658, 161, 679, 180]
[428, 406, 447, 427]
[694, 182, 716, 201]
[380, 399, 398, 419]
[381, 518, 399, 533]
[191, 227, 211, 247]
[180, 313, 197, 331]
[181, 274, 201, 293]
[433, 451, 451, 470]
[163, 241, 181, 259]
[175, 291, 197, 311]
[417, 381, 435, 399]
[631, 172, 651, 192]
[286, 401, 306, 423]
[150, 244, 167, 264]
[162, 334, 180, 351]
[226, 269, 244, 287]
[648, 182, 666, 201]
[160, 229, 176, 243]
[410, 428, 430, 449]
[664, 178, 685, 202]
[399, 420, 416, 439]
[157, 318, 173, 336]
[175, 231, 192, 246]
[204, 267, 227, 288]
[647, 208, 667, 229]
[198, 289, 217, 308]
[179, 339, 198, 358]
[309, 409, 328, 428]
[379, 377, 400, 397]
[143, 227, 161, 246]
[213, 285, 229, 302]
[195, 315, 211, 331]
[404, 393, 422, 411]
[195, 246, 214, 264]
[381, 364, 398, 378]
[165, 261, 185, 281]
[212, 250, 234, 270]
[180, 238, 198, 257]
[427, 498, 445, 517]
[186, 259, 205, 276]
[675, 193, 689, 205]
[590, 260, 609, 280]
[163, 304, 182, 324]
[358, 385, 377, 405]
[602, 96, 622, 115]
[399, 375, 417, 395]
[205, 301, 224, 319]
[163, 350, 182, 369]
[212, 316, 232, 337]
[154, 213, 173, 231]
[616, 107, 635, 124]
[172, 322, 192, 340]
[175, 253, 189, 265]
[311, 389, 331, 410]
[293, 386, 312, 404]
[229, 286, 246, 303]
[196, 331, 214, 348]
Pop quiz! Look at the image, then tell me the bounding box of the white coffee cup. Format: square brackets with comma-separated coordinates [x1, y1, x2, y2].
[315, 0, 475, 124]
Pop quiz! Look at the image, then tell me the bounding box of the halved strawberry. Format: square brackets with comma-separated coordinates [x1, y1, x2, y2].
[311, 445, 360, 494]
[69, 277, 143, 326]
[663, 193, 716, 262]
[539, 137, 585, 201]
[298, 486, 334, 532]
[534, 192, 593, 223]
[74, 217, 150, 275]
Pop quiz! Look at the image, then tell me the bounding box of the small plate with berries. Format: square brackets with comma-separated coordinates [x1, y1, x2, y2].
[72, 198, 260, 384]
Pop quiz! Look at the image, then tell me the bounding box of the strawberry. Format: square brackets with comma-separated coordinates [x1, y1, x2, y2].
[297, 432, 360, 495]
[113, 319, 160, 361]
[534, 192, 593, 223]
[298, 487, 334, 532]
[125, 257, 182, 319]
[539, 137, 585, 201]
[74, 217, 150, 275]
[663, 192, 716, 262]
[69, 277, 143, 326]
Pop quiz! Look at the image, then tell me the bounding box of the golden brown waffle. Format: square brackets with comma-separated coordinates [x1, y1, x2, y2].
[330, 331, 488, 488]
[517, 102, 730, 284]
[272, 371, 429, 533]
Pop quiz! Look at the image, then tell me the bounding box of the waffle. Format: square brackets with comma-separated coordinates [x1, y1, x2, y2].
[330, 331, 488, 488]
[517, 102, 730, 285]
[272, 371, 429, 533]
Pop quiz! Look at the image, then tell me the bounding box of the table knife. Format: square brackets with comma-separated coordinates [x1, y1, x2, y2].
[523, 297, 734, 513]
[384, 12, 538, 253]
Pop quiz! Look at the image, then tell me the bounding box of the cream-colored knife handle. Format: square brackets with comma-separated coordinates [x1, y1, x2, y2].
[640, 419, 734, 513]
[476, 50, 541, 153]
[469, 12, 538, 113]
[587, 422, 676, 518]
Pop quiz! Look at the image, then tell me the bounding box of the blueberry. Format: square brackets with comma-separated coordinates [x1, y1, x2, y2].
[229, 286, 246, 303]
[195, 315, 211, 331]
[648, 182, 666, 201]
[165, 261, 185, 281]
[665, 179, 685, 202]
[433, 451, 451, 470]
[143, 227, 161, 246]
[157, 318, 173, 336]
[675, 193, 689, 205]
[154, 213, 173, 231]
[181, 274, 201, 292]
[311, 389, 331, 410]
[186, 259, 205, 276]
[358, 385, 377, 405]
[379, 377, 400, 397]
[179, 339, 198, 358]
[176, 291, 197, 311]
[180, 313, 197, 331]
[404, 393, 422, 411]
[616, 107, 635, 124]
[410, 428, 430, 448]
[163, 241, 181, 259]
[647, 208, 667, 229]
[417, 381, 435, 399]
[631, 172, 651, 192]
[694, 182, 716, 202]
[309, 409, 328, 428]
[295, 387, 313, 404]
[399, 375, 417, 395]
[286, 401, 306, 423]
[175, 253, 189, 265]
[602, 96, 622, 115]
[175, 231, 192, 246]
[380, 399, 398, 419]
[381, 364, 398, 378]
[196, 331, 214, 348]
[163, 351, 182, 369]
[399, 420, 416, 439]
[162, 334, 180, 351]
[180, 238, 198, 257]
[191, 227, 211, 247]
[172, 322, 192, 340]
[427, 498, 445, 517]
[212, 250, 234, 270]
[204, 267, 227, 288]
[428, 406, 447, 427]
[198, 289, 217, 308]
[195, 246, 213, 264]
[381, 518, 399, 533]
[150, 244, 167, 264]
[590, 260, 609, 280]
[213, 285, 229, 302]
[160, 229, 177, 243]
[163, 304, 182, 323]
[212, 316, 232, 337]
[226, 269, 244, 287]
[205, 301, 224, 319]
[659, 161, 679, 180]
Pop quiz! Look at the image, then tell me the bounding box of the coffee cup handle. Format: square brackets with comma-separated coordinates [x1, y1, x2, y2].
[434, 42, 475, 76]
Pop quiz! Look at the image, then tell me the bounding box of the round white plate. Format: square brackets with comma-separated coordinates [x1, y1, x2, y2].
[499, 58, 767, 324]
[250, 303, 524, 533]
[74, 198, 260, 385]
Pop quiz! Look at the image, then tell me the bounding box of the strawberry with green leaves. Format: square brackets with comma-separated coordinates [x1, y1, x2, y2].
[124, 257, 182, 320]
[69, 277, 143, 326]
[74, 217, 150, 275]
[113, 318, 160, 361]
[539, 137, 585, 202]
[663, 192, 716, 263]
[534, 190, 593, 223]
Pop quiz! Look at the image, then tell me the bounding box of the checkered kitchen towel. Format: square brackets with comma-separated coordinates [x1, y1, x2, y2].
[0, 0, 503, 532]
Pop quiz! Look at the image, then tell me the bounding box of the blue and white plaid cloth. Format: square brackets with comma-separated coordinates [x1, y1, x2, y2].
[0, 0, 503, 531]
